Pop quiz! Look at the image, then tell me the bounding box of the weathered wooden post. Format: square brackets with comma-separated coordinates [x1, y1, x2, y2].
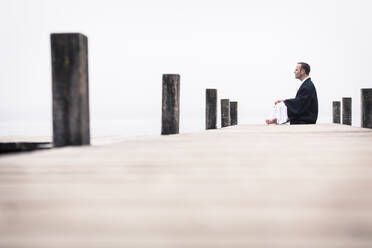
[332, 101, 341, 124]
[221, 99, 230, 128]
[230, 101, 238, 125]
[342, 97, 352, 125]
[206, 89, 217, 130]
[161, 74, 180, 135]
[51, 33, 90, 147]
[361, 88, 372, 129]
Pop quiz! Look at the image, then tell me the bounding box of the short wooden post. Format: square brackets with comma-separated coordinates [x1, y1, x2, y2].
[221, 99, 230, 128]
[361, 88, 372, 128]
[161, 74, 180, 135]
[206, 89, 217, 130]
[342, 97, 352, 125]
[230, 101, 238, 125]
[332, 101, 341, 124]
[51, 33, 90, 147]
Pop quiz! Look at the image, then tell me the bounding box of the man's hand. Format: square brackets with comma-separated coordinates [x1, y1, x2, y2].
[275, 99, 284, 105]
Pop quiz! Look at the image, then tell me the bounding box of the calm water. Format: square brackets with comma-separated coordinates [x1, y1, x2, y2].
[0, 119, 215, 137]
[0, 118, 268, 137]
[0, 116, 339, 138]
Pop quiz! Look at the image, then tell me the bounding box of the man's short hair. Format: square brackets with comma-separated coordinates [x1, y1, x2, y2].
[298, 62, 310, 75]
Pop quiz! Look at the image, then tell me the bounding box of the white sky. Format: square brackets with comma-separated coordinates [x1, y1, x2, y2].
[1, 0, 371, 136]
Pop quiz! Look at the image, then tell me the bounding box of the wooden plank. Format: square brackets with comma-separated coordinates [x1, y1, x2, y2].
[0, 124, 372, 247]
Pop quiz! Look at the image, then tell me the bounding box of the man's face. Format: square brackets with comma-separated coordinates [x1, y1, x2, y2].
[294, 64, 304, 79]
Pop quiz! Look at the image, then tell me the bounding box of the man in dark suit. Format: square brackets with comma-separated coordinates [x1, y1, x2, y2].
[266, 62, 318, 125]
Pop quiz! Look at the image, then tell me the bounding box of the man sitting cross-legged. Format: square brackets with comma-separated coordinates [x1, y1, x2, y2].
[266, 62, 318, 125]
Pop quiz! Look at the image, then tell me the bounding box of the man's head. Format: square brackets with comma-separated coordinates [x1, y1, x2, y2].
[294, 62, 310, 81]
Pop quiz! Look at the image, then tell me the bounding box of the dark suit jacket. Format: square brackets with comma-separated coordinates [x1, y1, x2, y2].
[284, 78, 318, 124]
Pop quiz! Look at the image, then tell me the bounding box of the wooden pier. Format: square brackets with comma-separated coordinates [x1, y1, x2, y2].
[1, 124, 372, 247]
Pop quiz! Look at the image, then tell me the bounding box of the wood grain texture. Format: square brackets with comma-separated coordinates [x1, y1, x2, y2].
[161, 74, 180, 135]
[230, 101, 238, 126]
[342, 98, 352, 126]
[221, 99, 230, 128]
[206, 89, 217, 130]
[361, 89, 372, 128]
[1, 124, 372, 247]
[51, 33, 90, 147]
[333, 101, 341, 124]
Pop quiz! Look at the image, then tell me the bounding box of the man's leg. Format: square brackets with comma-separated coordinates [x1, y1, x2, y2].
[275, 102, 289, 124]
[266, 102, 288, 125]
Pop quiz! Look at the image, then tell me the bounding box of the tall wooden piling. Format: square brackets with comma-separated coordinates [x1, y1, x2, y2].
[206, 89, 217, 130]
[230, 101, 238, 125]
[221, 99, 230, 128]
[361, 88, 372, 128]
[161, 74, 180, 135]
[342, 97, 352, 125]
[51, 33, 90, 147]
[332, 101, 341, 124]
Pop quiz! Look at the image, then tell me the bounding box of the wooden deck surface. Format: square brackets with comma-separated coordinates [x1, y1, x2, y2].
[1, 124, 372, 247]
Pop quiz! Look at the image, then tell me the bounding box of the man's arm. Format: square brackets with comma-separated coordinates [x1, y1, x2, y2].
[284, 86, 313, 119]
